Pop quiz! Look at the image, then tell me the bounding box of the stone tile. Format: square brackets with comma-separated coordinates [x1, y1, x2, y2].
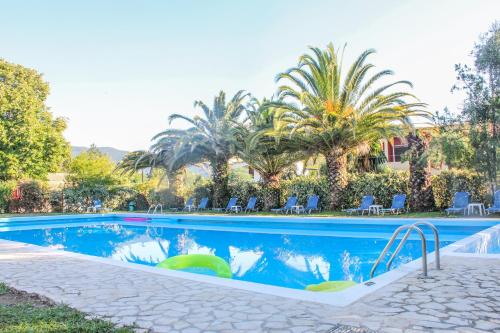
[1, 240, 499, 333]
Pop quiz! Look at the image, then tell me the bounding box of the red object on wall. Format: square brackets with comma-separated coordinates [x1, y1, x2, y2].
[11, 187, 21, 200]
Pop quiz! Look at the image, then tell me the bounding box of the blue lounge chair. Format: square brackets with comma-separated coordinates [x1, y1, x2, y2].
[271, 196, 298, 214]
[244, 197, 258, 213]
[196, 197, 209, 211]
[213, 197, 238, 212]
[486, 190, 500, 215]
[87, 199, 108, 213]
[445, 192, 470, 215]
[297, 195, 320, 214]
[182, 197, 195, 211]
[343, 195, 374, 215]
[381, 194, 407, 215]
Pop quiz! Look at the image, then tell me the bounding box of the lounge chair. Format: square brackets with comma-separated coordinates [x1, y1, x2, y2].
[182, 197, 195, 211]
[380, 194, 407, 215]
[271, 196, 298, 214]
[343, 195, 374, 215]
[196, 197, 209, 211]
[86, 199, 108, 213]
[445, 192, 470, 215]
[213, 197, 238, 212]
[244, 197, 258, 213]
[297, 195, 320, 214]
[486, 190, 500, 215]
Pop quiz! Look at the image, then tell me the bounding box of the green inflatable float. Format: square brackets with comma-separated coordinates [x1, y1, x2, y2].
[156, 254, 232, 279]
[305, 280, 357, 292]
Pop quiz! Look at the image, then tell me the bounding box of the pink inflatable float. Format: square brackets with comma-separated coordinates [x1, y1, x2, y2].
[123, 217, 150, 222]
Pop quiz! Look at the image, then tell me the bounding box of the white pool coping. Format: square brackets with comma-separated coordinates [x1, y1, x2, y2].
[0, 214, 499, 307]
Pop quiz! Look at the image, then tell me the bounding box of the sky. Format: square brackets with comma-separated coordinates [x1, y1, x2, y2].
[1, 0, 499, 151]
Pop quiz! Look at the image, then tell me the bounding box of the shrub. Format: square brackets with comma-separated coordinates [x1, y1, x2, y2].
[280, 176, 331, 209]
[342, 171, 409, 209]
[228, 177, 260, 209]
[431, 169, 487, 209]
[150, 189, 184, 209]
[9, 181, 50, 213]
[0, 181, 16, 213]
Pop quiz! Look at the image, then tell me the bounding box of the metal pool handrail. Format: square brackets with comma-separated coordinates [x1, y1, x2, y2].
[386, 221, 440, 272]
[147, 204, 163, 214]
[370, 223, 429, 278]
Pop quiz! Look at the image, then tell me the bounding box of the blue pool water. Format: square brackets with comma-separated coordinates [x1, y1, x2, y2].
[0, 215, 496, 290]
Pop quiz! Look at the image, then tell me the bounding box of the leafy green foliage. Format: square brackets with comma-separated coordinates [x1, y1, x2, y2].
[427, 109, 474, 169]
[342, 171, 409, 208]
[228, 175, 260, 209]
[0, 181, 16, 212]
[0, 59, 70, 181]
[66, 146, 123, 187]
[453, 22, 500, 194]
[431, 170, 488, 209]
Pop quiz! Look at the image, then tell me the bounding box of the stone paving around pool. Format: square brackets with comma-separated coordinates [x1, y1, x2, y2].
[0, 240, 499, 333]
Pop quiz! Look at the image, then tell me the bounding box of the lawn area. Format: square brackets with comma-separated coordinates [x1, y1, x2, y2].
[0, 283, 133, 333]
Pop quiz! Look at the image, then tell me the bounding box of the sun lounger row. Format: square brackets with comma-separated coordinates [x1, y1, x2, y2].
[160, 190, 500, 215]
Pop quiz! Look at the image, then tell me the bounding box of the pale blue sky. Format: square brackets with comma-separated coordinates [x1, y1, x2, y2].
[1, 0, 499, 150]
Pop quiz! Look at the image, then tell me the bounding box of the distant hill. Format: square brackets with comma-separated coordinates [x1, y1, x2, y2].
[71, 146, 129, 163]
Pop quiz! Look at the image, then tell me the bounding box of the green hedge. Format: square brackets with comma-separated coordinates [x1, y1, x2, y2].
[228, 178, 260, 209]
[0, 181, 16, 213]
[278, 171, 409, 209]
[279, 176, 331, 209]
[431, 170, 487, 209]
[342, 171, 409, 209]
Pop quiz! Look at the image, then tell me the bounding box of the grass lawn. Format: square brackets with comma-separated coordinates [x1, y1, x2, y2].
[0, 283, 133, 333]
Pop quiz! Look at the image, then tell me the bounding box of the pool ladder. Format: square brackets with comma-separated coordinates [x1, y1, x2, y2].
[147, 204, 163, 214]
[370, 221, 441, 279]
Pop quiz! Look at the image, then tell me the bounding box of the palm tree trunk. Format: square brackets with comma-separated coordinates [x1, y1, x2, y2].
[167, 171, 183, 196]
[211, 157, 229, 208]
[325, 149, 348, 210]
[261, 174, 280, 210]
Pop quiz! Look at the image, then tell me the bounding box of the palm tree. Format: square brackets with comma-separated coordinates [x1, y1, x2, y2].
[276, 43, 427, 209]
[234, 98, 305, 209]
[117, 130, 197, 195]
[167, 91, 250, 207]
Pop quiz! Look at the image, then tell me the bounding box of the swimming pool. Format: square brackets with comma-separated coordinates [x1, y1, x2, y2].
[0, 214, 497, 291]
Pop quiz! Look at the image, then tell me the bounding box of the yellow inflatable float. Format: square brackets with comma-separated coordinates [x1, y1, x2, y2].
[156, 254, 232, 279]
[305, 280, 357, 292]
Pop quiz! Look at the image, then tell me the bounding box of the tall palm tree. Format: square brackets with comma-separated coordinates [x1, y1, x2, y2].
[234, 98, 305, 209]
[276, 43, 427, 209]
[167, 90, 250, 207]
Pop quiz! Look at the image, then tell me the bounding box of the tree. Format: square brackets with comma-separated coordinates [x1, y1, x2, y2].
[454, 22, 499, 194]
[66, 146, 122, 187]
[275, 43, 427, 209]
[427, 108, 473, 169]
[117, 134, 190, 197]
[234, 98, 304, 209]
[165, 91, 249, 207]
[0, 59, 70, 180]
